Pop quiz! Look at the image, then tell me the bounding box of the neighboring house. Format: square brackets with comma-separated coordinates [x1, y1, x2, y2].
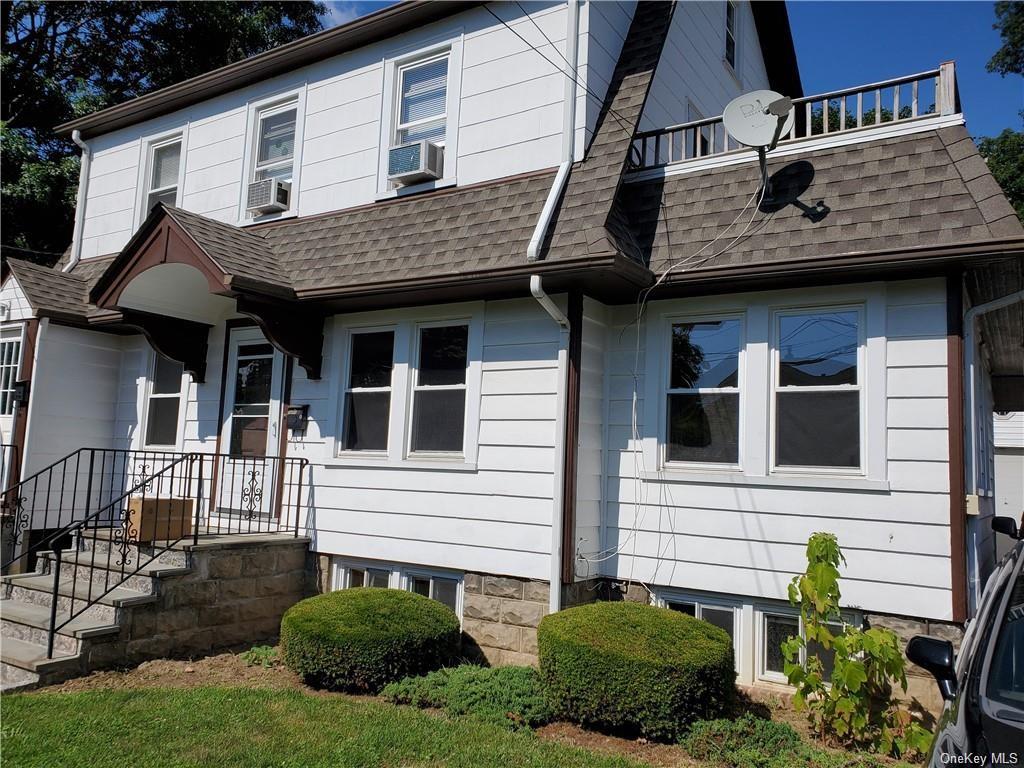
[1, 0, 1022, 700]
[993, 412, 1024, 560]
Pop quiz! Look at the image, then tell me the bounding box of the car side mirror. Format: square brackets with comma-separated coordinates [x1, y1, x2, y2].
[992, 516, 1021, 540]
[907, 635, 957, 702]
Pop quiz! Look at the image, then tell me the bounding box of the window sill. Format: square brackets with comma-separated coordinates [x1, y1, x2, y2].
[324, 456, 477, 473]
[237, 210, 299, 227]
[376, 178, 456, 201]
[642, 469, 890, 493]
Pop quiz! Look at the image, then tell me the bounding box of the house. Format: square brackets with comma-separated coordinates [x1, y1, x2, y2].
[1, 0, 1022, 701]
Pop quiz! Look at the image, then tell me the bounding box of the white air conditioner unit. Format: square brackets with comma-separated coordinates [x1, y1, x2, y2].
[388, 140, 444, 186]
[246, 178, 291, 214]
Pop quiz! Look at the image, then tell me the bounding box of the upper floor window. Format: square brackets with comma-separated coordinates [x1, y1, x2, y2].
[725, 0, 739, 71]
[145, 354, 184, 447]
[773, 309, 862, 470]
[254, 103, 297, 184]
[394, 54, 449, 147]
[342, 330, 395, 452]
[666, 318, 741, 465]
[145, 138, 181, 212]
[411, 323, 468, 454]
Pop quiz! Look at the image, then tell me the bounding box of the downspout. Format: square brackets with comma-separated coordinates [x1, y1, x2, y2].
[964, 289, 1024, 494]
[528, 0, 579, 615]
[65, 130, 91, 273]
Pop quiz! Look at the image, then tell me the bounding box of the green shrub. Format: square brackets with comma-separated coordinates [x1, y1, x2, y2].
[682, 714, 897, 768]
[537, 601, 735, 741]
[382, 665, 552, 730]
[280, 588, 460, 692]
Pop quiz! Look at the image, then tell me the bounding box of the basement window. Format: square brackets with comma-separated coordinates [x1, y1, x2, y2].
[144, 354, 184, 447]
[406, 571, 460, 614]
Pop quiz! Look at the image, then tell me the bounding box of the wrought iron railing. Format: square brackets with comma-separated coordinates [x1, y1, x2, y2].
[630, 62, 960, 172]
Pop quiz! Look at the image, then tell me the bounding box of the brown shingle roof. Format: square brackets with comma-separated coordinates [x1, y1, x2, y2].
[4, 258, 92, 320]
[623, 125, 1024, 281]
[544, 1, 674, 262]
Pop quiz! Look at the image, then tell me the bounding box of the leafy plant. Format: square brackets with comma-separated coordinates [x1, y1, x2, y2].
[782, 533, 932, 759]
[241, 644, 278, 668]
[382, 665, 552, 730]
[681, 713, 902, 768]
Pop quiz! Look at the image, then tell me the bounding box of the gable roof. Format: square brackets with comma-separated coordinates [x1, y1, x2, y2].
[621, 124, 1024, 289]
[2, 258, 93, 322]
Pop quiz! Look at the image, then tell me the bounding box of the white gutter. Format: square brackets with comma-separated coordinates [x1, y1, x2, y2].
[528, 0, 579, 614]
[964, 289, 1024, 494]
[65, 130, 91, 273]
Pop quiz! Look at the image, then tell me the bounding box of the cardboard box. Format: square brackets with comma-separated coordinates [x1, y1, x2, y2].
[127, 497, 194, 543]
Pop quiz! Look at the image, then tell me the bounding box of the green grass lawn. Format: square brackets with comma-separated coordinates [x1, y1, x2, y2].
[2, 687, 643, 768]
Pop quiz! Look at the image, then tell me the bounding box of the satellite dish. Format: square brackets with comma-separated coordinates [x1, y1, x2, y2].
[722, 90, 793, 149]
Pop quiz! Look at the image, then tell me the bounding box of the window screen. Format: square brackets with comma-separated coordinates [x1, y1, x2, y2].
[342, 331, 394, 452]
[411, 325, 468, 453]
[145, 355, 183, 446]
[254, 106, 297, 186]
[775, 310, 861, 469]
[666, 319, 741, 464]
[396, 55, 448, 145]
[145, 140, 181, 212]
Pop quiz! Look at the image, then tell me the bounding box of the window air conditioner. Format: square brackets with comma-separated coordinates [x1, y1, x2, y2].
[246, 178, 291, 214]
[388, 140, 444, 186]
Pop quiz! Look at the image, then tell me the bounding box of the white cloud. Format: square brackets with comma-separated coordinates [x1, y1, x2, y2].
[321, 2, 362, 28]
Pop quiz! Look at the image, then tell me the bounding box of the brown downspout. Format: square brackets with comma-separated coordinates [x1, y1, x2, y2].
[560, 290, 583, 584]
[946, 272, 967, 624]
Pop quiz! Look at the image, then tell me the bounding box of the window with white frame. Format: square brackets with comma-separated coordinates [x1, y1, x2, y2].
[406, 571, 460, 613]
[333, 558, 462, 615]
[410, 323, 468, 454]
[725, 0, 739, 71]
[144, 355, 184, 447]
[253, 102, 297, 186]
[342, 330, 395, 452]
[773, 308, 862, 470]
[759, 608, 847, 684]
[144, 138, 182, 213]
[666, 318, 742, 465]
[0, 336, 21, 416]
[661, 595, 738, 657]
[394, 53, 449, 148]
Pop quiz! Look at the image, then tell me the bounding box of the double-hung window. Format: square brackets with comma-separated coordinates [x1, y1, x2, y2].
[254, 103, 297, 185]
[144, 138, 182, 212]
[342, 330, 395, 452]
[411, 323, 468, 454]
[666, 317, 742, 465]
[395, 54, 449, 147]
[773, 308, 862, 470]
[145, 355, 184, 447]
[725, 0, 739, 71]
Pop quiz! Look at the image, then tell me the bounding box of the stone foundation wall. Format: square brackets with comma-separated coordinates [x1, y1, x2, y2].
[462, 573, 549, 666]
[87, 539, 313, 668]
[865, 612, 964, 718]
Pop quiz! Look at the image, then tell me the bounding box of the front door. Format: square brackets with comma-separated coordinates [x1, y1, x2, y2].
[213, 327, 285, 527]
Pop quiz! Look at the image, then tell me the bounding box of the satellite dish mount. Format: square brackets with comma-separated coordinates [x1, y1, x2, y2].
[722, 90, 794, 200]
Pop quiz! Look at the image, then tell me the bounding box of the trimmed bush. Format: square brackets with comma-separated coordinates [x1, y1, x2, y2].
[280, 588, 460, 692]
[382, 665, 552, 730]
[538, 601, 735, 741]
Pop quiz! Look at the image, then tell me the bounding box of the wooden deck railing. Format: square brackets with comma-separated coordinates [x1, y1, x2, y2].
[630, 62, 960, 171]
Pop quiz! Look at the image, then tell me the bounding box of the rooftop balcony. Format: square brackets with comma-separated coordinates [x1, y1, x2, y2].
[629, 62, 962, 177]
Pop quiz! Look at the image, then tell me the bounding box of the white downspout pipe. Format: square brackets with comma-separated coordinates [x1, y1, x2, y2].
[964, 289, 1024, 494]
[528, 0, 579, 614]
[65, 129, 91, 273]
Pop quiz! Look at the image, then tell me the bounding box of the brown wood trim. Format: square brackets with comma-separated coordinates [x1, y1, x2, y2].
[272, 356, 295, 521]
[119, 309, 212, 383]
[7, 319, 39, 490]
[235, 295, 323, 380]
[560, 290, 584, 584]
[946, 272, 968, 623]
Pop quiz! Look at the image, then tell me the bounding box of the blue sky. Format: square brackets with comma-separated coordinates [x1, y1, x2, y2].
[320, 1, 1023, 138]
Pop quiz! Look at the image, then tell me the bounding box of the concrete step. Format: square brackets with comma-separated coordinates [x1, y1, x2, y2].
[36, 550, 192, 596]
[83, 535, 190, 569]
[1, 660, 39, 692]
[0, 636, 82, 690]
[1, 599, 121, 654]
[2, 573, 155, 623]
